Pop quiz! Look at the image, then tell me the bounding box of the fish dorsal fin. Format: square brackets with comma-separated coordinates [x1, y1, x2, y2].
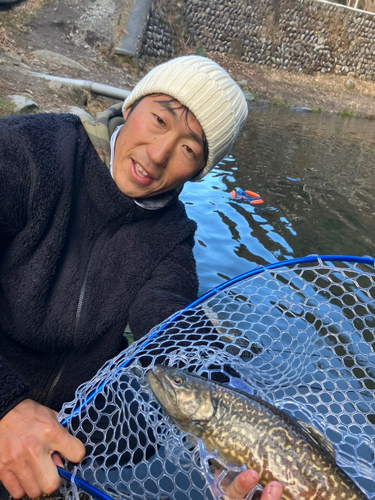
[297, 419, 336, 460]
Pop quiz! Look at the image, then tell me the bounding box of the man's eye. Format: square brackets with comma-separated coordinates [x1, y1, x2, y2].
[184, 145, 196, 157]
[154, 114, 165, 126]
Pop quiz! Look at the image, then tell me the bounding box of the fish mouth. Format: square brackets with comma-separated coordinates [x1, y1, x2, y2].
[147, 365, 163, 386]
[147, 364, 165, 383]
[147, 365, 177, 406]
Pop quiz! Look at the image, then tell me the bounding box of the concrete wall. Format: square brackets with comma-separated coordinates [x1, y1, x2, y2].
[138, 0, 375, 81]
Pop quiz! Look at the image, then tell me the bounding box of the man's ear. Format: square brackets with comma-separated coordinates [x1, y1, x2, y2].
[123, 107, 130, 120]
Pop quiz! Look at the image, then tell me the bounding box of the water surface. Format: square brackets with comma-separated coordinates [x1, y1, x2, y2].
[181, 104, 375, 295]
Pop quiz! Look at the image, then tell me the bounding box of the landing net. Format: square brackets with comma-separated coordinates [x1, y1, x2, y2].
[59, 256, 375, 500]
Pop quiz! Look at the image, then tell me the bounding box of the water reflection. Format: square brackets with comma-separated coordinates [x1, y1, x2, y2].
[182, 104, 375, 295]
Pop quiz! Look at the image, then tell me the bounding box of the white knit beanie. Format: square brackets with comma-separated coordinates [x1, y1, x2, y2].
[122, 55, 248, 181]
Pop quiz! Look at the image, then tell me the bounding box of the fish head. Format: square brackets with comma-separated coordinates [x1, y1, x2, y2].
[147, 365, 215, 429]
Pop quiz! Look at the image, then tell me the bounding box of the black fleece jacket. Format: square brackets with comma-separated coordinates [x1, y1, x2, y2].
[0, 112, 198, 416]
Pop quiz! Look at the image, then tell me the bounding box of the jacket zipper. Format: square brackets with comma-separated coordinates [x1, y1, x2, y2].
[73, 249, 95, 333]
[43, 358, 68, 407]
[43, 248, 96, 407]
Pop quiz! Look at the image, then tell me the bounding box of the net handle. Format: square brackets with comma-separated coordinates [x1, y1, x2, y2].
[57, 467, 114, 500]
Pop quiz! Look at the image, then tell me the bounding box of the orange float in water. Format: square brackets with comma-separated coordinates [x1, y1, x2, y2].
[231, 188, 264, 205]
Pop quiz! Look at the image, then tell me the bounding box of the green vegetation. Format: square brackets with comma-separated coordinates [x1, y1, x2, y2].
[311, 106, 322, 113]
[339, 109, 355, 117]
[195, 48, 207, 57]
[123, 332, 134, 345]
[270, 96, 291, 107]
[244, 93, 255, 101]
[0, 97, 16, 118]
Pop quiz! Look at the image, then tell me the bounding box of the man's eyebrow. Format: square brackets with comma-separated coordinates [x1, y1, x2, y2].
[156, 99, 179, 118]
[188, 128, 204, 148]
[156, 99, 204, 148]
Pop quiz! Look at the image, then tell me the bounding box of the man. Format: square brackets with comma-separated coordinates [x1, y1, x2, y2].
[0, 55, 282, 499]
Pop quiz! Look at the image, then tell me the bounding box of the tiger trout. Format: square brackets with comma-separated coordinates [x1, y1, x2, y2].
[147, 365, 368, 500]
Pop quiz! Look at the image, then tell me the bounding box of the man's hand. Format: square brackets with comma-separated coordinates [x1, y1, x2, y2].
[0, 399, 85, 499]
[222, 469, 283, 500]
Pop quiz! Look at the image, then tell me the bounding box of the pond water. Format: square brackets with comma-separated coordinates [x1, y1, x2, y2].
[181, 104, 375, 296]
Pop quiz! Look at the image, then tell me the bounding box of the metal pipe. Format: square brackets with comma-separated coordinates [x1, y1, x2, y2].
[29, 72, 131, 100]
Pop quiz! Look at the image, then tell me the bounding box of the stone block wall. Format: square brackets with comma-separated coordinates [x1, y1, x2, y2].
[138, 0, 175, 68]
[138, 0, 375, 81]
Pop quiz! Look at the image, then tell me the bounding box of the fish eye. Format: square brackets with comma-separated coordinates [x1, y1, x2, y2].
[173, 376, 184, 385]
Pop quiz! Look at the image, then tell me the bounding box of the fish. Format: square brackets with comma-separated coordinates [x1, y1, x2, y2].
[147, 365, 368, 500]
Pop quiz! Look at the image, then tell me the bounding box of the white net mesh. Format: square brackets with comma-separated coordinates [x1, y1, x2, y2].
[59, 257, 375, 500]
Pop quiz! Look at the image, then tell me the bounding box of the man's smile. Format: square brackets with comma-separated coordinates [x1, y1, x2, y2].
[133, 160, 152, 178]
[131, 158, 154, 185]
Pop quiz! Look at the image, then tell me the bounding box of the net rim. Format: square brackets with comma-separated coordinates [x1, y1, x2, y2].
[61, 254, 375, 427]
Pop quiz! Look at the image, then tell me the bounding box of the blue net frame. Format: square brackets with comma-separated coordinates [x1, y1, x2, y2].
[57, 255, 375, 500]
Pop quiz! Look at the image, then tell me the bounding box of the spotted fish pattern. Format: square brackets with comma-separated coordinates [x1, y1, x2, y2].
[147, 365, 368, 500]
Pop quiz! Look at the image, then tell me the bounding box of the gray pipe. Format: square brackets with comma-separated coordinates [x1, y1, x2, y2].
[29, 72, 131, 100]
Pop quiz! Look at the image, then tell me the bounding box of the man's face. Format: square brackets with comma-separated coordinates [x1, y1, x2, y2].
[112, 95, 206, 198]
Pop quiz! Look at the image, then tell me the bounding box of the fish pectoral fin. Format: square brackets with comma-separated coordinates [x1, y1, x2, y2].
[296, 419, 336, 460]
[191, 422, 205, 437]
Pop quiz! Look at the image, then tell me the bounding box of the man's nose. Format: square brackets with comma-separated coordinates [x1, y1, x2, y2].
[147, 136, 174, 168]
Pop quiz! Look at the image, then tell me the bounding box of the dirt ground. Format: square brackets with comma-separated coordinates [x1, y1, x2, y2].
[0, 0, 139, 115]
[1, 0, 375, 118]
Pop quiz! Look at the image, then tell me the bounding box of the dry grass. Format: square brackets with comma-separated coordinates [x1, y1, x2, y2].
[0, 0, 46, 52]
